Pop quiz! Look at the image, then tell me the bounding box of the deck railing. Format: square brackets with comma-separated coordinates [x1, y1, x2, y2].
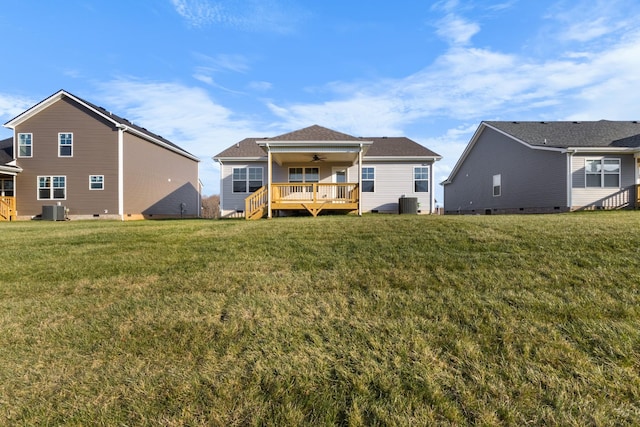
[0, 196, 16, 221]
[245, 186, 268, 220]
[272, 183, 358, 204]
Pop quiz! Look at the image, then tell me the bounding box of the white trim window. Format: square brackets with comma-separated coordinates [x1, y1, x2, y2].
[288, 167, 319, 183]
[232, 167, 263, 193]
[362, 167, 375, 192]
[18, 133, 32, 157]
[586, 158, 620, 188]
[59, 133, 73, 157]
[90, 175, 104, 190]
[493, 174, 501, 197]
[414, 167, 429, 193]
[38, 176, 66, 200]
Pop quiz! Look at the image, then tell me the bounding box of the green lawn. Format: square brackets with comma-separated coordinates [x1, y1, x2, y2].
[1, 213, 639, 426]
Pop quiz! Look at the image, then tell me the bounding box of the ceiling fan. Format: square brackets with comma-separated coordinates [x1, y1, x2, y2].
[311, 154, 326, 162]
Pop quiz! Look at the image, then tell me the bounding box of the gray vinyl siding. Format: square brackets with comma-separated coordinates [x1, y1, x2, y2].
[350, 161, 434, 213]
[220, 161, 267, 215]
[123, 133, 200, 218]
[444, 127, 567, 213]
[13, 97, 119, 217]
[570, 154, 636, 209]
[220, 160, 434, 215]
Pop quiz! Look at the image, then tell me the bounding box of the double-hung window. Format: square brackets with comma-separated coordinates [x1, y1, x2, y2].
[362, 167, 375, 192]
[90, 175, 104, 190]
[586, 158, 620, 188]
[288, 167, 319, 183]
[18, 133, 32, 157]
[38, 176, 66, 200]
[232, 167, 263, 193]
[414, 167, 429, 192]
[59, 133, 73, 157]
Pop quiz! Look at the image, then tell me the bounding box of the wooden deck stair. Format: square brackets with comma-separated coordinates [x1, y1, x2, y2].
[245, 186, 268, 220]
[0, 197, 16, 221]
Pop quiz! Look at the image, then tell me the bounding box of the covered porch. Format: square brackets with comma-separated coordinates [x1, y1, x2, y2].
[246, 182, 359, 219]
[0, 168, 19, 221]
[244, 137, 372, 219]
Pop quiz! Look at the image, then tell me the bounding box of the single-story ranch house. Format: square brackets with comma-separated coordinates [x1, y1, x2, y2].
[214, 125, 441, 219]
[442, 120, 640, 214]
[1, 90, 200, 221]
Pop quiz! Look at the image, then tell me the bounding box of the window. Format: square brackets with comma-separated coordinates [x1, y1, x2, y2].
[586, 158, 620, 188]
[232, 167, 263, 193]
[362, 167, 375, 192]
[414, 167, 429, 192]
[0, 179, 13, 197]
[59, 133, 73, 157]
[493, 174, 501, 197]
[90, 175, 104, 190]
[288, 167, 319, 183]
[248, 167, 263, 192]
[18, 133, 32, 157]
[38, 176, 66, 200]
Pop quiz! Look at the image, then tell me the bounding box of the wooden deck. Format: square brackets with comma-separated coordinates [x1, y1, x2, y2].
[0, 196, 16, 221]
[245, 183, 359, 219]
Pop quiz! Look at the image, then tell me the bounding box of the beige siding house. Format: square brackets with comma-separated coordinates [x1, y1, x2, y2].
[1, 90, 200, 220]
[443, 121, 640, 214]
[214, 125, 441, 219]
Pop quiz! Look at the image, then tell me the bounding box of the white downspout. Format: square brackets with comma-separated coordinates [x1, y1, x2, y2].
[358, 144, 363, 216]
[566, 151, 573, 211]
[116, 124, 126, 220]
[267, 143, 272, 218]
[217, 159, 224, 218]
[430, 161, 436, 214]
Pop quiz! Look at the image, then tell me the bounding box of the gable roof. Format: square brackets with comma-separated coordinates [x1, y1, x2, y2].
[270, 125, 362, 141]
[443, 120, 640, 185]
[485, 120, 640, 148]
[4, 89, 199, 162]
[214, 125, 441, 160]
[214, 137, 267, 159]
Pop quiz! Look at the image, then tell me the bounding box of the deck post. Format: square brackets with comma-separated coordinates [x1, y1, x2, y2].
[358, 144, 363, 216]
[267, 144, 272, 218]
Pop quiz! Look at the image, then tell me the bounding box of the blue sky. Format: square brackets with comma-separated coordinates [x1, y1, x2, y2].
[2, 0, 639, 202]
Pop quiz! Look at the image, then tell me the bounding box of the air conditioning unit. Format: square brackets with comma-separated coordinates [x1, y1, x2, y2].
[42, 205, 66, 221]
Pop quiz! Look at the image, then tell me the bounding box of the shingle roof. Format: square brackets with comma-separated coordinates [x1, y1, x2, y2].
[214, 126, 441, 159]
[485, 120, 640, 148]
[270, 125, 362, 141]
[0, 137, 12, 164]
[365, 137, 441, 157]
[214, 138, 267, 158]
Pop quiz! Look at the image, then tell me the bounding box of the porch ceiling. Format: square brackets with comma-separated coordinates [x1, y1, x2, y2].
[271, 151, 359, 165]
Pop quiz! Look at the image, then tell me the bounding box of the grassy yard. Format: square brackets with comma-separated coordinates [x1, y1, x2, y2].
[1, 212, 639, 426]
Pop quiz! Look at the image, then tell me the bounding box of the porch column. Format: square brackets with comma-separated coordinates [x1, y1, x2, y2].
[358, 144, 363, 216]
[267, 144, 272, 218]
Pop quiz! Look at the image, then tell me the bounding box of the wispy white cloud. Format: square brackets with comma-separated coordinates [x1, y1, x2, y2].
[435, 14, 480, 46]
[170, 0, 304, 33]
[191, 52, 250, 91]
[0, 93, 36, 129]
[545, 0, 634, 44]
